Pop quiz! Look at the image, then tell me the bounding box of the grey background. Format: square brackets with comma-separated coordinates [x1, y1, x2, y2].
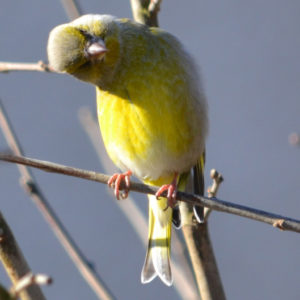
[1, 1, 300, 299]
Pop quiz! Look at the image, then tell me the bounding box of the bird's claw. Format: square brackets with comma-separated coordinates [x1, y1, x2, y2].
[155, 176, 178, 210]
[108, 171, 132, 200]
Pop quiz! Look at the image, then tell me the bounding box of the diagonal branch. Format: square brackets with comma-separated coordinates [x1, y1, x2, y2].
[0, 211, 47, 300]
[60, 0, 81, 20]
[0, 102, 115, 300]
[0, 153, 299, 233]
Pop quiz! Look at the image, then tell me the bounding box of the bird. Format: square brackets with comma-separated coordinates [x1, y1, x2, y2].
[47, 14, 208, 286]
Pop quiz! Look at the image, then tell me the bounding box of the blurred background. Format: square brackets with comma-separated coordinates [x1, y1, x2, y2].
[0, 1, 300, 299]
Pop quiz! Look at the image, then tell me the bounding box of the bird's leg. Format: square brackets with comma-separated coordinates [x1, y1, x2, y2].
[108, 170, 132, 200]
[155, 173, 179, 209]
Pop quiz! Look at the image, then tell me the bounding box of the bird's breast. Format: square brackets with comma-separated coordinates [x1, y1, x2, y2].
[96, 84, 205, 184]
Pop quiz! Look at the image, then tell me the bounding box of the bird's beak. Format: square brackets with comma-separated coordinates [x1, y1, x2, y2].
[86, 39, 107, 60]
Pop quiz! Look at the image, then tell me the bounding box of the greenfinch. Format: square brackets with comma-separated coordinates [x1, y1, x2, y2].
[47, 14, 208, 286]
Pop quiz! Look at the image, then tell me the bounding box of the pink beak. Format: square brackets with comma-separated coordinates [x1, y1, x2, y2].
[86, 40, 107, 59]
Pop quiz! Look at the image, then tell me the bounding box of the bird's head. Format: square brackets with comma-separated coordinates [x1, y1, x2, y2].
[47, 14, 121, 87]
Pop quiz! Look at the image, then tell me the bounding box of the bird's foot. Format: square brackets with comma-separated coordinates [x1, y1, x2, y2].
[108, 170, 132, 200]
[155, 173, 178, 209]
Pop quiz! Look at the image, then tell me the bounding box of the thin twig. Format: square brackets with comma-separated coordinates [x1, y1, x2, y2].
[130, 0, 161, 27]
[0, 102, 115, 300]
[0, 61, 53, 73]
[1, 153, 299, 233]
[60, 0, 81, 20]
[207, 169, 224, 198]
[12, 273, 52, 297]
[0, 2, 80, 74]
[148, 0, 162, 16]
[204, 169, 224, 220]
[0, 212, 46, 300]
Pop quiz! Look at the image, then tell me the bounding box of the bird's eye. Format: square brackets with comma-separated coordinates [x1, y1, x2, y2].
[78, 28, 87, 35]
[77, 28, 94, 40]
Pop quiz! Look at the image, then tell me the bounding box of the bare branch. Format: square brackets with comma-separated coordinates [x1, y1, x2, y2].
[0, 61, 53, 73]
[148, 0, 162, 16]
[60, 0, 81, 20]
[0, 102, 115, 300]
[0, 284, 15, 300]
[182, 169, 225, 299]
[0, 212, 46, 300]
[130, 0, 161, 27]
[181, 222, 226, 300]
[207, 169, 224, 198]
[12, 273, 52, 298]
[204, 169, 224, 220]
[1, 153, 299, 233]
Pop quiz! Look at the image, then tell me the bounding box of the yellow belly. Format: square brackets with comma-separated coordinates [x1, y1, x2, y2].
[97, 85, 204, 184]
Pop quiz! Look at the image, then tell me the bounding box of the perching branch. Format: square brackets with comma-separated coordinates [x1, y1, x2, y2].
[0, 211, 47, 300]
[0, 102, 115, 300]
[0, 153, 299, 233]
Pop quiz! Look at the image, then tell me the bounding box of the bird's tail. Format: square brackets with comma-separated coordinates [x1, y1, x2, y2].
[141, 194, 173, 286]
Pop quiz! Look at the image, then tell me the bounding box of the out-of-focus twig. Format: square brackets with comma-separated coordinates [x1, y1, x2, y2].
[181, 169, 225, 300]
[204, 169, 224, 220]
[207, 169, 224, 198]
[78, 107, 199, 299]
[0, 61, 53, 73]
[60, 0, 81, 20]
[0, 285, 14, 300]
[12, 273, 52, 298]
[180, 166, 226, 300]
[0, 211, 46, 300]
[130, 0, 162, 27]
[0, 101, 115, 300]
[181, 221, 226, 300]
[288, 132, 300, 147]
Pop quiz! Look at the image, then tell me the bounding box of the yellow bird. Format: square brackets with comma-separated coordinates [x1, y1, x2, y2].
[47, 14, 208, 286]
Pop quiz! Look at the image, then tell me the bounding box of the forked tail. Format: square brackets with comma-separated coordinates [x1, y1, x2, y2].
[141, 195, 172, 286]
